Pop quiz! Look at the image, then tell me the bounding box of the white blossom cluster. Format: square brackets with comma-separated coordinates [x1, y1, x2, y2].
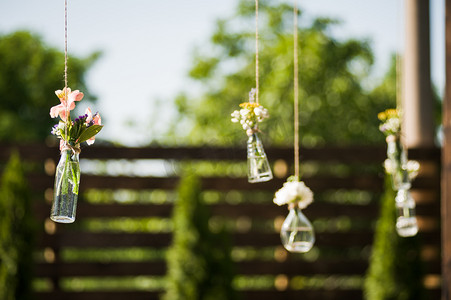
[384, 159, 420, 180]
[231, 105, 269, 131]
[379, 117, 401, 136]
[378, 109, 401, 137]
[231, 88, 269, 133]
[273, 180, 314, 209]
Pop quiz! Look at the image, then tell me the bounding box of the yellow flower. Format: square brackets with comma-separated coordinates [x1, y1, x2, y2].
[377, 111, 386, 121]
[378, 108, 398, 121]
[239, 102, 259, 109]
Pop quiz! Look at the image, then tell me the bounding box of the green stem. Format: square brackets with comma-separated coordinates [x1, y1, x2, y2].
[70, 159, 80, 194]
[55, 152, 70, 196]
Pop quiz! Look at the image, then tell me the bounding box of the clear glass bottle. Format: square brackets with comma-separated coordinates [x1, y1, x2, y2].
[50, 148, 81, 223]
[395, 189, 418, 237]
[386, 135, 410, 190]
[280, 206, 315, 253]
[247, 132, 273, 183]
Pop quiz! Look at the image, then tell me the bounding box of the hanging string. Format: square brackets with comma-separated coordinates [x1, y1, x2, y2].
[293, 1, 300, 179]
[63, 0, 69, 147]
[395, 55, 402, 115]
[255, 0, 259, 104]
[395, 0, 402, 115]
[395, 0, 405, 147]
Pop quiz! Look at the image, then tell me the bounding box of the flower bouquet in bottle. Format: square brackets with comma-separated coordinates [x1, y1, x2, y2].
[49, 87, 103, 223]
[231, 88, 273, 183]
[273, 176, 315, 253]
[378, 109, 419, 236]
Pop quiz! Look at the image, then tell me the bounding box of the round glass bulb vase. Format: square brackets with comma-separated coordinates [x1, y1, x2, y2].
[247, 132, 273, 183]
[50, 148, 81, 223]
[280, 206, 315, 253]
[395, 189, 418, 237]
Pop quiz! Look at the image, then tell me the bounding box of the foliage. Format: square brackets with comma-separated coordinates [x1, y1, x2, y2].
[167, 0, 394, 146]
[364, 175, 424, 300]
[0, 151, 35, 300]
[162, 174, 238, 300]
[0, 31, 100, 142]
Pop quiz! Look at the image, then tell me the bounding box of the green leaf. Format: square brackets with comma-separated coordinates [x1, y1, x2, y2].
[76, 125, 103, 144]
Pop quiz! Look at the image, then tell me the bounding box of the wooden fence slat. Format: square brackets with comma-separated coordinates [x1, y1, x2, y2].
[27, 174, 386, 191]
[0, 143, 392, 162]
[35, 262, 167, 277]
[33, 202, 440, 220]
[33, 290, 363, 300]
[30, 289, 444, 300]
[241, 289, 442, 300]
[0, 143, 439, 162]
[27, 173, 439, 193]
[36, 231, 441, 248]
[33, 291, 160, 300]
[241, 290, 364, 300]
[34, 259, 441, 277]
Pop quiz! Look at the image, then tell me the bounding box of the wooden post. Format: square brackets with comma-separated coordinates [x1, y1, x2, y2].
[443, 0, 451, 299]
[403, 0, 435, 147]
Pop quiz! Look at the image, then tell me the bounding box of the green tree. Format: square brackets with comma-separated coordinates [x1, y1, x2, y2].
[167, 0, 393, 146]
[364, 175, 424, 300]
[162, 174, 237, 300]
[0, 151, 35, 300]
[0, 31, 99, 142]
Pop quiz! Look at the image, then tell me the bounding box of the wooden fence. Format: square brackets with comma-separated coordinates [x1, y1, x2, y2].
[0, 143, 441, 300]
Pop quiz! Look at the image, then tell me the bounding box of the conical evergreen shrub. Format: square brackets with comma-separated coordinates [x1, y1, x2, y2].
[0, 151, 34, 300]
[364, 175, 424, 300]
[162, 174, 238, 300]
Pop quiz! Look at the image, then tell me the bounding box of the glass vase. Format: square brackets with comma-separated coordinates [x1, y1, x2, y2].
[280, 206, 315, 253]
[50, 149, 81, 223]
[247, 132, 273, 183]
[395, 189, 418, 237]
[386, 135, 410, 190]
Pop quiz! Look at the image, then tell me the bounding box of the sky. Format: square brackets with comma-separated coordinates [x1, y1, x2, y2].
[0, 0, 445, 146]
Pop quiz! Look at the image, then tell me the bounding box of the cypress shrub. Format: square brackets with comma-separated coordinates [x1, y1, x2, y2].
[0, 151, 35, 300]
[162, 174, 238, 300]
[364, 175, 424, 300]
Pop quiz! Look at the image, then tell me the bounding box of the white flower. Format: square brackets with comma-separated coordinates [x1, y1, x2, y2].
[406, 160, 420, 180]
[384, 159, 396, 174]
[384, 118, 401, 134]
[240, 108, 250, 117]
[242, 123, 251, 130]
[273, 180, 314, 209]
[254, 106, 263, 116]
[231, 88, 269, 132]
[254, 106, 269, 120]
[231, 110, 240, 123]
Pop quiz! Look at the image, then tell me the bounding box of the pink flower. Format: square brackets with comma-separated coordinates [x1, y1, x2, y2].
[50, 87, 84, 121]
[85, 107, 102, 125]
[85, 107, 102, 145]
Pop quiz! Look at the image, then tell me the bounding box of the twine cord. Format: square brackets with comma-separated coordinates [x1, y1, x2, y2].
[255, 0, 259, 105]
[63, 0, 69, 149]
[395, 0, 405, 148]
[293, 1, 300, 179]
[395, 0, 402, 114]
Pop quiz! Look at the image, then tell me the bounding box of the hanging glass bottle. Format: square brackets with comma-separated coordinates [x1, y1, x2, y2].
[231, 88, 272, 183]
[50, 146, 81, 223]
[386, 135, 410, 190]
[247, 131, 273, 183]
[280, 205, 315, 253]
[395, 188, 418, 237]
